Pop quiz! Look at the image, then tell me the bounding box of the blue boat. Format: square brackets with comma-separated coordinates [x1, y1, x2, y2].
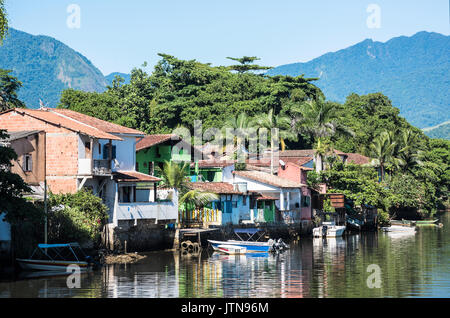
[208, 228, 274, 253]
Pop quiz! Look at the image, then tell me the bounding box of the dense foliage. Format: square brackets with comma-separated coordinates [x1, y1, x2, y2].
[58, 53, 450, 218]
[47, 189, 109, 244]
[59, 53, 322, 137]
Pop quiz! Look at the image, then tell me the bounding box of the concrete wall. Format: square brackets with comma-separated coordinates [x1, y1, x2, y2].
[102, 221, 176, 252]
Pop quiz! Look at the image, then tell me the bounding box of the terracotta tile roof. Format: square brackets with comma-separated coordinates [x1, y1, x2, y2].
[10, 108, 123, 140]
[136, 134, 179, 151]
[280, 150, 315, 157]
[255, 194, 278, 201]
[192, 159, 235, 168]
[233, 170, 306, 188]
[52, 109, 145, 136]
[345, 153, 371, 165]
[188, 182, 242, 194]
[113, 170, 161, 182]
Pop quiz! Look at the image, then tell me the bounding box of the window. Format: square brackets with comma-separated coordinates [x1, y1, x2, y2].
[136, 162, 139, 171]
[232, 201, 238, 208]
[103, 144, 116, 160]
[23, 154, 32, 172]
[301, 196, 311, 207]
[242, 195, 247, 206]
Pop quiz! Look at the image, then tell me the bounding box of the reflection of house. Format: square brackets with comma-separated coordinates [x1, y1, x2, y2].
[226, 170, 312, 222]
[0, 108, 178, 231]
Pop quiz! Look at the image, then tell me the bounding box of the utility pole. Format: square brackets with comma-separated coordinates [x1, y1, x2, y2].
[44, 179, 47, 245]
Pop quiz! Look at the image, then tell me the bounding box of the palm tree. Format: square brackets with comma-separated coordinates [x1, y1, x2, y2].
[396, 129, 422, 172]
[295, 98, 354, 172]
[252, 108, 297, 174]
[157, 161, 218, 211]
[222, 112, 255, 161]
[369, 130, 404, 181]
[180, 189, 219, 208]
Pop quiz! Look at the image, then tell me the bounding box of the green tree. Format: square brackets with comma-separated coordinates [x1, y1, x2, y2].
[252, 108, 297, 174]
[295, 98, 354, 172]
[369, 130, 404, 181]
[0, 0, 8, 43]
[226, 56, 272, 74]
[0, 69, 25, 111]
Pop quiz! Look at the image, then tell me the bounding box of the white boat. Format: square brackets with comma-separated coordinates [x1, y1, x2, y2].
[216, 244, 247, 255]
[16, 243, 92, 272]
[313, 222, 346, 237]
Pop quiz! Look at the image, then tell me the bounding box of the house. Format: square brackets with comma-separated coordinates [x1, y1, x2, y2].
[225, 170, 312, 223]
[190, 159, 235, 182]
[0, 108, 179, 232]
[135, 134, 198, 177]
[0, 130, 46, 198]
[187, 182, 249, 225]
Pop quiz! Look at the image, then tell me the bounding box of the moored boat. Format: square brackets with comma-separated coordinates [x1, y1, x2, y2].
[208, 239, 272, 253]
[16, 243, 92, 272]
[313, 222, 346, 238]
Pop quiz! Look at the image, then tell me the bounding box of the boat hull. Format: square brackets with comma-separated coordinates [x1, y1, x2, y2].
[16, 259, 89, 271]
[217, 245, 247, 255]
[313, 226, 346, 238]
[208, 240, 271, 253]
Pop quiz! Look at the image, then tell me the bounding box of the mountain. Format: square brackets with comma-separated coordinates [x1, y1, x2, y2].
[267, 31, 450, 129]
[423, 121, 450, 139]
[0, 28, 107, 108]
[105, 72, 131, 86]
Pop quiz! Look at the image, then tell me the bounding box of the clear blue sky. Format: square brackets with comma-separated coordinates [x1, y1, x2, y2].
[5, 0, 450, 75]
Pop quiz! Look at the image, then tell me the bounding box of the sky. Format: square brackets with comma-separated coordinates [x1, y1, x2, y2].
[5, 0, 450, 75]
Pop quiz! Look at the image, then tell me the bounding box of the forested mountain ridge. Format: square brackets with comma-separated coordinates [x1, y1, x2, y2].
[267, 31, 450, 130]
[0, 28, 107, 108]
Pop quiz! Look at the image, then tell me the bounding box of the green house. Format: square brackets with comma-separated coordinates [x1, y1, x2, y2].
[136, 134, 195, 177]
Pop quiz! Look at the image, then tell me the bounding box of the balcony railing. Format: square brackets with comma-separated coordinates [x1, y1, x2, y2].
[78, 158, 111, 176]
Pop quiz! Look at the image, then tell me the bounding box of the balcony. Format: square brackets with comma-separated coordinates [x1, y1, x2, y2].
[78, 159, 111, 176]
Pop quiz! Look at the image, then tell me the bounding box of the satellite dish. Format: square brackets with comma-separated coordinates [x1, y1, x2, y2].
[279, 159, 285, 166]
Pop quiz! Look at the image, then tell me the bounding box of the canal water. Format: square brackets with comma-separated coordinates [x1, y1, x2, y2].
[0, 213, 449, 298]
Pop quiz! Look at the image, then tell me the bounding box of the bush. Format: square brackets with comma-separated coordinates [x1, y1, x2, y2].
[47, 189, 108, 245]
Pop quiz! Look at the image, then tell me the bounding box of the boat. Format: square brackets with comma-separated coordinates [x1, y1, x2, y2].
[208, 228, 285, 253]
[16, 243, 93, 272]
[415, 219, 439, 226]
[313, 221, 346, 238]
[208, 239, 273, 253]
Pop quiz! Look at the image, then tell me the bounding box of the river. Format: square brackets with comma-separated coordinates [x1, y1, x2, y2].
[0, 213, 449, 298]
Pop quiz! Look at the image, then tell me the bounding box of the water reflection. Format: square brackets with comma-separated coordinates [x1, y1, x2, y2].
[0, 214, 448, 298]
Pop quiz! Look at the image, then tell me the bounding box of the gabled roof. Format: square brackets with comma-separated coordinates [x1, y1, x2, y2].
[345, 153, 371, 165]
[191, 159, 235, 169]
[233, 170, 306, 188]
[52, 109, 145, 136]
[136, 134, 179, 151]
[4, 108, 143, 141]
[188, 182, 242, 194]
[112, 171, 161, 183]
